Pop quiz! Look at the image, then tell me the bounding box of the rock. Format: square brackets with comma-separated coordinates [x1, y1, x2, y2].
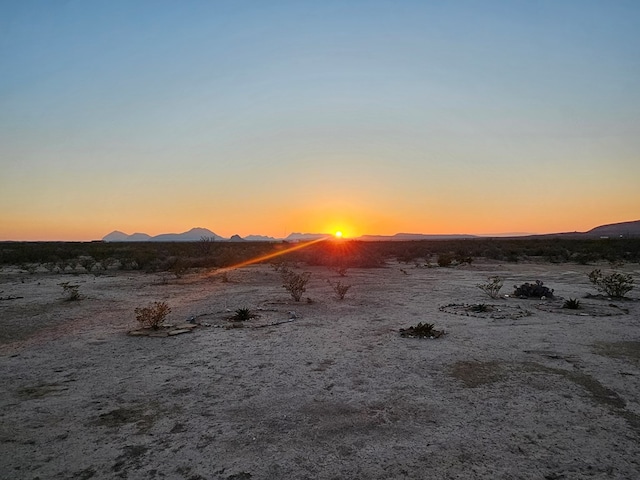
[168, 329, 192, 336]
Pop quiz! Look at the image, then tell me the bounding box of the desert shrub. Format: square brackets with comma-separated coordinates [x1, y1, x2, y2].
[588, 269, 634, 298]
[134, 301, 171, 329]
[198, 236, 215, 255]
[329, 280, 351, 300]
[44, 262, 57, 273]
[332, 264, 349, 277]
[399, 322, 444, 338]
[563, 298, 581, 309]
[281, 268, 310, 302]
[513, 280, 554, 299]
[78, 256, 96, 273]
[410, 322, 435, 336]
[232, 307, 257, 322]
[438, 253, 454, 267]
[455, 251, 473, 265]
[477, 276, 504, 299]
[167, 257, 188, 278]
[59, 282, 81, 301]
[22, 263, 39, 274]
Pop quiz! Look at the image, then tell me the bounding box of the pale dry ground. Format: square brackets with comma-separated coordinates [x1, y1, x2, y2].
[1, 260, 639, 480]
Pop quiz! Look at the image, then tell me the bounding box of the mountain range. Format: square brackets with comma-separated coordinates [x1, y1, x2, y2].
[102, 220, 640, 242]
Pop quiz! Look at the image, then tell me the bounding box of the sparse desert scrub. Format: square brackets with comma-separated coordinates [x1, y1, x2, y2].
[588, 269, 634, 298]
[513, 280, 554, 299]
[477, 276, 504, 299]
[59, 282, 81, 301]
[281, 268, 311, 302]
[134, 301, 171, 329]
[78, 256, 96, 273]
[328, 280, 351, 300]
[437, 253, 454, 267]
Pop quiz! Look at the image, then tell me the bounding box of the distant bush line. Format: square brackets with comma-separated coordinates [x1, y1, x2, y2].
[1, 238, 639, 272]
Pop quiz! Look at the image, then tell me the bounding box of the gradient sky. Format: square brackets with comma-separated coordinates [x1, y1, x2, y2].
[1, 0, 639, 240]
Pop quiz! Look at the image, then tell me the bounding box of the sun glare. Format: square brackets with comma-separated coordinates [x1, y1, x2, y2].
[334, 231, 343, 239]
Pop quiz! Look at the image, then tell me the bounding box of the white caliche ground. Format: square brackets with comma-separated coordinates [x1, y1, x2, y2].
[1, 260, 639, 480]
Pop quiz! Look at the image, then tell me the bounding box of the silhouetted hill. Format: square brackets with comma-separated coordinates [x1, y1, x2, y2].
[103, 228, 222, 242]
[102, 219, 640, 242]
[585, 220, 640, 238]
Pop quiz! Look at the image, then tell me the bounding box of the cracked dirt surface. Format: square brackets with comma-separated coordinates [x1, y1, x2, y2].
[1, 260, 639, 479]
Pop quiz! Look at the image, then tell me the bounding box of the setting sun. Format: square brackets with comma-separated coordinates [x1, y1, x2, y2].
[334, 231, 343, 238]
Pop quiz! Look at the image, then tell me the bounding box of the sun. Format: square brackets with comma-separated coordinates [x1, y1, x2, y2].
[334, 231, 343, 239]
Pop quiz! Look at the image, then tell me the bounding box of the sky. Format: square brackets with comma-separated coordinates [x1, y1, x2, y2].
[1, 0, 639, 241]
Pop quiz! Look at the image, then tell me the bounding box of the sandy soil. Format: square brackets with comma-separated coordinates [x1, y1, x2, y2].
[1, 260, 639, 480]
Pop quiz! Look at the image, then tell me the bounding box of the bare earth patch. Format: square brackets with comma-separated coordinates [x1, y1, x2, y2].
[1, 260, 639, 479]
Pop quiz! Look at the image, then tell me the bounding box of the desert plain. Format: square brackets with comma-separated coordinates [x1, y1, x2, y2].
[1, 256, 639, 480]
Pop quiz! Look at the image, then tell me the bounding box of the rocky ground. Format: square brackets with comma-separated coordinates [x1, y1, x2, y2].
[1, 259, 639, 480]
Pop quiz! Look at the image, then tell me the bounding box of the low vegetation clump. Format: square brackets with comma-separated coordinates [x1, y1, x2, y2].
[587, 269, 634, 298]
[232, 307, 257, 322]
[281, 268, 311, 302]
[477, 276, 504, 299]
[513, 280, 554, 299]
[563, 298, 581, 310]
[469, 303, 491, 313]
[329, 280, 351, 300]
[134, 301, 171, 329]
[399, 322, 444, 339]
[437, 253, 454, 267]
[59, 282, 81, 301]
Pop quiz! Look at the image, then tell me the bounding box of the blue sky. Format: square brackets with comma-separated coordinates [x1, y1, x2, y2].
[1, 1, 639, 240]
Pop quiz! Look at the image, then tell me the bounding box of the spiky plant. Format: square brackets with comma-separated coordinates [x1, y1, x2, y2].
[562, 298, 581, 310]
[469, 303, 490, 313]
[232, 307, 256, 322]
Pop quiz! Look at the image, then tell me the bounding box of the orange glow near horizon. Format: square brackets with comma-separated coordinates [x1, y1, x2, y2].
[204, 236, 328, 279]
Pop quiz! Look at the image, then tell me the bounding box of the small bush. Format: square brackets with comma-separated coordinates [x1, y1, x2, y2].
[79, 256, 96, 273]
[135, 301, 171, 329]
[399, 322, 444, 339]
[477, 276, 504, 299]
[332, 265, 349, 277]
[232, 307, 256, 322]
[563, 298, 581, 310]
[437, 253, 454, 267]
[513, 280, 554, 299]
[281, 268, 311, 302]
[59, 282, 81, 301]
[329, 280, 351, 300]
[588, 269, 634, 298]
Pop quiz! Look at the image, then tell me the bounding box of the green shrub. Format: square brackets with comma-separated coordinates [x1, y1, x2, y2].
[588, 269, 634, 298]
